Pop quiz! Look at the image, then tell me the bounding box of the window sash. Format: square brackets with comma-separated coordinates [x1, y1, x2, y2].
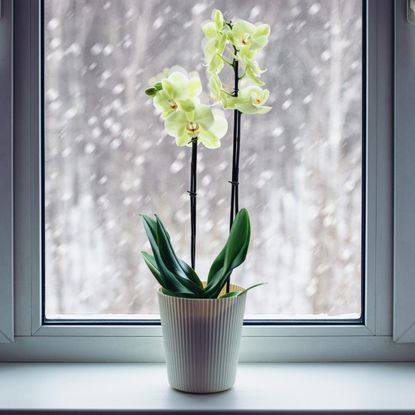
[0, 0, 14, 344]
[2, 0, 413, 362]
[41, 0, 365, 323]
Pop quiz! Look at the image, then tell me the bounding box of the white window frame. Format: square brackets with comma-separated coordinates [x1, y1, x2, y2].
[1, 0, 415, 362]
[0, 0, 14, 344]
[394, 0, 415, 343]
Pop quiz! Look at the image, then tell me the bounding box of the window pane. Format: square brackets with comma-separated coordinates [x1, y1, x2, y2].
[44, 0, 362, 319]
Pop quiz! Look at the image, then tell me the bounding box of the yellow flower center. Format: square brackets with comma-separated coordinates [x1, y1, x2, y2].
[254, 95, 263, 105]
[186, 122, 200, 136]
[169, 101, 178, 110]
[241, 33, 251, 45]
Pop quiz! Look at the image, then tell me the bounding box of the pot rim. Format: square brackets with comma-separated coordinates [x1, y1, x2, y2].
[157, 283, 246, 302]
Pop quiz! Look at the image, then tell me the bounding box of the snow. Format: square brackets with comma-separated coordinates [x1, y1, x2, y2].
[152, 17, 164, 30]
[44, 0, 363, 319]
[309, 3, 322, 15]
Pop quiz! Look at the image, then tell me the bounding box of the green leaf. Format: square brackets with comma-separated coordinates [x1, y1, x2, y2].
[154, 217, 186, 276]
[207, 244, 227, 285]
[218, 283, 265, 299]
[141, 215, 193, 295]
[155, 216, 204, 293]
[204, 208, 251, 298]
[145, 87, 158, 96]
[223, 208, 251, 269]
[154, 82, 163, 91]
[161, 287, 199, 298]
[218, 290, 240, 299]
[178, 258, 203, 288]
[141, 251, 164, 287]
[141, 214, 158, 235]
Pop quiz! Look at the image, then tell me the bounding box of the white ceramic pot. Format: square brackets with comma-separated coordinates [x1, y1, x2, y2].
[158, 284, 247, 393]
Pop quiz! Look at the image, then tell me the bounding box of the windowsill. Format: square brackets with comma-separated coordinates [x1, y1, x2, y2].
[0, 363, 415, 413]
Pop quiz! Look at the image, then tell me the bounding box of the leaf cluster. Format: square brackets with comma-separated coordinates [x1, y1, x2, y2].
[141, 208, 259, 299]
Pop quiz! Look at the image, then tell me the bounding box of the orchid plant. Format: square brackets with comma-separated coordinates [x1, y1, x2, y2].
[141, 10, 271, 298]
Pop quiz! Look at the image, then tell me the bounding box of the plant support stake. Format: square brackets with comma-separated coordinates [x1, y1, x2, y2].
[227, 55, 242, 293]
[189, 138, 198, 270]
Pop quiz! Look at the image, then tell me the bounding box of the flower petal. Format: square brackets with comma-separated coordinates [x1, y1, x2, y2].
[235, 102, 257, 114]
[213, 9, 224, 30]
[161, 79, 175, 98]
[188, 77, 202, 98]
[254, 105, 272, 114]
[175, 131, 190, 146]
[202, 21, 217, 38]
[203, 40, 217, 62]
[233, 20, 256, 36]
[195, 105, 214, 129]
[198, 129, 221, 149]
[245, 66, 265, 86]
[153, 92, 170, 113]
[254, 24, 270, 38]
[167, 72, 189, 99]
[208, 54, 224, 74]
[251, 35, 269, 50]
[210, 109, 228, 139]
[165, 111, 188, 136]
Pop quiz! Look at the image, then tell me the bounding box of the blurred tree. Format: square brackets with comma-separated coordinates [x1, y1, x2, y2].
[44, 0, 362, 318]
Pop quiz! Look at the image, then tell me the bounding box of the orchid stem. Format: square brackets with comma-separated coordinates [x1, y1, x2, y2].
[226, 56, 242, 293]
[188, 138, 198, 270]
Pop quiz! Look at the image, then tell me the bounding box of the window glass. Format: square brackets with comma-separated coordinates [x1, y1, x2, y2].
[44, 0, 363, 319]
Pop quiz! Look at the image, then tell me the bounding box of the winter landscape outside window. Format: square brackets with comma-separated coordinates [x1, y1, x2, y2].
[43, 0, 363, 320]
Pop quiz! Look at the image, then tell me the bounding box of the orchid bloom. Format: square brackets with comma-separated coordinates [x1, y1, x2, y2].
[202, 10, 272, 114]
[145, 69, 202, 119]
[208, 72, 229, 104]
[165, 105, 228, 149]
[202, 10, 227, 74]
[146, 65, 228, 148]
[230, 20, 270, 54]
[224, 86, 271, 114]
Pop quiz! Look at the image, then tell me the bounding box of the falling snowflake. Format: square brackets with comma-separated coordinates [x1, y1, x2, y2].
[309, 3, 322, 15]
[249, 6, 261, 19]
[152, 17, 163, 30]
[90, 43, 103, 55]
[112, 84, 125, 94]
[84, 143, 96, 154]
[192, 3, 208, 15]
[281, 100, 292, 110]
[47, 18, 59, 31]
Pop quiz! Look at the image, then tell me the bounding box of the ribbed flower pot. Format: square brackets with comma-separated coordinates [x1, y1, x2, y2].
[158, 284, 246, 393]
